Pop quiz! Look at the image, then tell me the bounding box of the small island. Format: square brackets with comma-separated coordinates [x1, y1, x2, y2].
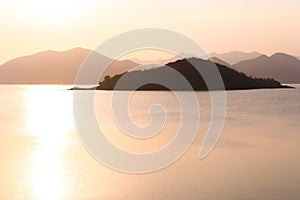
[73, 58, 293, 91]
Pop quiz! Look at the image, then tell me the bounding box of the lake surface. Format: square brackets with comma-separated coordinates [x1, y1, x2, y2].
[0, 85, 299, 200]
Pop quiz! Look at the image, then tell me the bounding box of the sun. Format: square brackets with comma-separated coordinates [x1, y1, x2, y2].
[6, 0, 85, 26]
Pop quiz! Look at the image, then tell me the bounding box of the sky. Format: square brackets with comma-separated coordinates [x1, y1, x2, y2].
[0, 0, 300, 64]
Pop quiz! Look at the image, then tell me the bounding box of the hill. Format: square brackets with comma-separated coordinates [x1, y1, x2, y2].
[232, 53, 300, 83]
[97, 58, 291, 91]
[210, 51, 262, 65]
[0, 48, 139, 84]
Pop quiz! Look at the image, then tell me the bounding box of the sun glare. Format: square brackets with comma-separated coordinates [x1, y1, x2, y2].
[25, 86, 73, 136]
[24, 86, 73, 199]
[6, 0, 86, 26]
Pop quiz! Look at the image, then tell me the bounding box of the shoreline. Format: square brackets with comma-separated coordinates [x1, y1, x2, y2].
[70, 84, 294, 91]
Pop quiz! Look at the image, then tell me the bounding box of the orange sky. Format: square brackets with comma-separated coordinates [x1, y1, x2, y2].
[0, 0, 300, 64]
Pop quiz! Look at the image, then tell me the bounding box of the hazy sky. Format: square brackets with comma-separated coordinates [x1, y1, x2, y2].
[0, 0, 300, 64]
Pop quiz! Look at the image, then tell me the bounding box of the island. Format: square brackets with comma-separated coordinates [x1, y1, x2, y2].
[72, 58, 293, 91]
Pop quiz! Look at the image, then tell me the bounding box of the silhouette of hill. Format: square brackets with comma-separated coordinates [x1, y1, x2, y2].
[210, 51, 262, 65]
[0, 48, 139, 84]
[232, 53, 300, 83]
[96, 58, 290, 91]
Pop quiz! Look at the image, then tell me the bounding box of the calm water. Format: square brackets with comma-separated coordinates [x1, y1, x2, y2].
[0, 85, 300, 200]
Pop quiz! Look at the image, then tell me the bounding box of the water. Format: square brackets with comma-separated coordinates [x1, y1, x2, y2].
[0, 85, 299, 199]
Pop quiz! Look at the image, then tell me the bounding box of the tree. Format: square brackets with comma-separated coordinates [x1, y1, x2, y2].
[104, 75, 110, 81]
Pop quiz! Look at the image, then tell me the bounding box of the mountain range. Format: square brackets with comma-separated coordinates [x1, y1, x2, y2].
[229, 53, 300, 83]
[209, 51, 262, 65]
[0, 48, 299, 84]
[0, 48, 138, 84]
[210, 52, 300, 83]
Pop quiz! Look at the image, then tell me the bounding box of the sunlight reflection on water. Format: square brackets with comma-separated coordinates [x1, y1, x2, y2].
[25, 86, 73, 136]
[24, 86, 73, 200]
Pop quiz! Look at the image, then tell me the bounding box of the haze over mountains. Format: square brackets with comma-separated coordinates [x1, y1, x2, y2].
[232, 53, 300, 83]
[210, 51, 262, 65]
[0, 48, 138, 84]
[131, 53, 199, 65]
[0, 48, 299, 84]
[126, 51, 300, 84]
[207, 52, 300, 83]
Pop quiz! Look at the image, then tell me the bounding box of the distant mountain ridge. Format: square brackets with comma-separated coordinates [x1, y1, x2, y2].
[0, 48, 299, 84]
[0, 48, 139, 84]
[209, 57, 231, 67]
[232, 53, 300, 83]
[210, 51, 262, 65]
[130, 53, 200, 65]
